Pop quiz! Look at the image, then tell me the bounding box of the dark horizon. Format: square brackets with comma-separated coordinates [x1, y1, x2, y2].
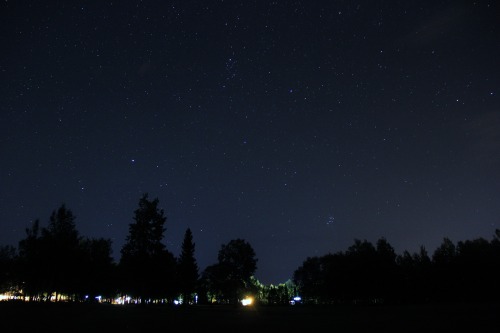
[2, 199, 499, 288]
[2, 205, 499, 308]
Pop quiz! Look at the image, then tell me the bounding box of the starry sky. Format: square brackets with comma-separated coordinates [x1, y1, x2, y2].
[1, 1, 499, 285]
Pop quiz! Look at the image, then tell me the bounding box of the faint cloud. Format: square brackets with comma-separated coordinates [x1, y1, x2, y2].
[406, 4, 467, 46]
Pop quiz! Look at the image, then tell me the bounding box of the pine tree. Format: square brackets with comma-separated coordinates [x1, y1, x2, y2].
[41, 204, 82, 301]
[177, 227, 199, 305]
[119, 193, 176, 303]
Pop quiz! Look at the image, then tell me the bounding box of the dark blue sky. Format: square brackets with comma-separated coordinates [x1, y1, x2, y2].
[1, 1, 499, 285]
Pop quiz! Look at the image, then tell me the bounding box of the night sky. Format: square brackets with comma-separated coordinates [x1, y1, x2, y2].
[1, 1, 499, 285]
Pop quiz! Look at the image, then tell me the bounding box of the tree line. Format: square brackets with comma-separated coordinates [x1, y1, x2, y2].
[0, 193, 263, 305]
[293, 232, 500, 304]
[1, 192, 499, 305]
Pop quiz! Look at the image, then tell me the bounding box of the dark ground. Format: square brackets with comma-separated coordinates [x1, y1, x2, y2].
[1, 301, 499, 332]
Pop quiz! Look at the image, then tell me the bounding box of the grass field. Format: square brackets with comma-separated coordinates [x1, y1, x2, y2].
[1, 301, 498, 332]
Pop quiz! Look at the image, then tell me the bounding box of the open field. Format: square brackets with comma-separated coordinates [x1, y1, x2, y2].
[1, 301, 499, 332]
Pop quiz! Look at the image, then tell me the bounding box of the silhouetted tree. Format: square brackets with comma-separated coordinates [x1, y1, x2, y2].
[396, 245, 432, 303]
[432, 237, 456, 266]
[40, 204, 82, 301]
[218, 238, 257, 303]
[0, 245, 17, 296]
[264, 281, 293, 305]
[490, 230, 500, 299]
[201, 238, 258, 304]
[413, 245, 432, 301]
[177, 227, 199, 305]
[345, 239, 377, 302]
[374, 237, 398, 302]
[294, 238, 399, 304]
[79, 237, 116, 302]
[119, 193, 176, 304]
[16, 210, 117, 302]
[199, 263, 225, 303]
[292, 256, 322, 303]
[455, 236, 498, 302]
[17, 219, 44, 300]
[320, 252, 350, 303]
[431, 237, 457, 301]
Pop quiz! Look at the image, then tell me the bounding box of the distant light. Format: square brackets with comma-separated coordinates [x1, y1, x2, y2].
[293, 296, 301, 301]
[114, 296, 132, 305]
[241, 297, 253, 306]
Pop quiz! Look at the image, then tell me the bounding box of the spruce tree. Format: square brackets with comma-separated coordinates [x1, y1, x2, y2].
[177, 227, 199, 305]
[119, 193, 176, 303]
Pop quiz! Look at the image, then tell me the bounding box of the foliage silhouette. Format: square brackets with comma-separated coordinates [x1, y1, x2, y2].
[14, 205, 116, 301]
[2, 196, 500, 306]
[200, 238, 258, 304]
[177, 227, 199, 305]
[293, 232, 500, 304]
[119, 193, 177, 303]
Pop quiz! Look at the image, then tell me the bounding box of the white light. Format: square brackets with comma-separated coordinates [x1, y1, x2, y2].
[241, 297, 253, 306]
